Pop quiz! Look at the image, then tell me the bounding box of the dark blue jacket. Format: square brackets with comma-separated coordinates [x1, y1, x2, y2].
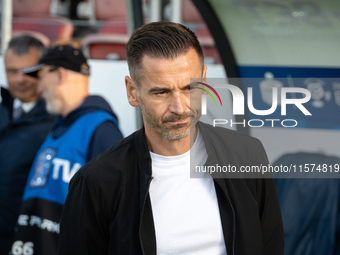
[0, 87, 56, 254]
[274, 152, 340, 255]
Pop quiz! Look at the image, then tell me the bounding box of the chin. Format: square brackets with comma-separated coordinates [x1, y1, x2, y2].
[161, 126, 193, 140]
[46, 103, 60, 115]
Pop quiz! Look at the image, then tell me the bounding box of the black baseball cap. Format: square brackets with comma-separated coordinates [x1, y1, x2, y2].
[21, 45, 90, 77]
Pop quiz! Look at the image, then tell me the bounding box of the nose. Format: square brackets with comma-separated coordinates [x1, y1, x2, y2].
[169, 92, 185, 115]
[15, 72, 25, 84]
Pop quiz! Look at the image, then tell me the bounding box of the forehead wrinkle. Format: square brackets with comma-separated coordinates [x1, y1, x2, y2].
[138, 48, 203, 93]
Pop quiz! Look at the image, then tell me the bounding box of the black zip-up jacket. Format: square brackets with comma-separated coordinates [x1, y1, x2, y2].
[59, 122, 284, 255]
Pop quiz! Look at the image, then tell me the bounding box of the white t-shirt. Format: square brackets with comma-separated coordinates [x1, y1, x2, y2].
[149, 131, 227, 255]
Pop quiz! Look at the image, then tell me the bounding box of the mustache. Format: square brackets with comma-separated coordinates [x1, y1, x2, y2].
[162, 112, 192, 123]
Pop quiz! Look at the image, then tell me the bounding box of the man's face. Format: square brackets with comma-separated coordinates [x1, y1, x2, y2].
[132, 48, 206, 140]
[37, 66, 62, 115]
[4, 47, 41, 102]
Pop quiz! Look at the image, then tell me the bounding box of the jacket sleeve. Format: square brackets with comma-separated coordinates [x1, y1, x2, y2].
[58, 172, 110, 255]
[255, 142, 284, 255]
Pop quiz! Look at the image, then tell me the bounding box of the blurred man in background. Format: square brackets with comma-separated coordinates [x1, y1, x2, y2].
[0, 35, 56, 254]
[10, 45, 123, 255]
[274, 152, 340, 255]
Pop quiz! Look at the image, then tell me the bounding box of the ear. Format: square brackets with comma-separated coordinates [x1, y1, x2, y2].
[200, 65, 208, 94]
[58, 67, 67, 86]
[202, 64, 207, 80]
[125, 76, 139, 107]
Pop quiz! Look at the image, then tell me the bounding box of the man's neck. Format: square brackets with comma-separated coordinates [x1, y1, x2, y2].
[145, 126, 198, 156]
[61, 94, 88, 118]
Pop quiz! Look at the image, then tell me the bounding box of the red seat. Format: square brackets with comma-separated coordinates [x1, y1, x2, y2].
[13, 0, 53, 17]
[182, 0, 203, 23]
[12, 17, 74, 41]
[99, 21, 128, 34]
[94, 0, 128, 33]
[81, 33, 129, 60]
[94, 0, 126, 21]
[79, 0, 129, 60]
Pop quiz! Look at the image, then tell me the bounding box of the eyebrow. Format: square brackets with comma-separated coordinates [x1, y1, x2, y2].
[148, 87, 170, 93]
[6, 68, 18, 71]
[148, 84, 193, 93]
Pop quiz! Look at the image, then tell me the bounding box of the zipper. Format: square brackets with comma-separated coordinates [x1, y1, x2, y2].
[228, 192, 236, 255]
[139, 176, 154, 255]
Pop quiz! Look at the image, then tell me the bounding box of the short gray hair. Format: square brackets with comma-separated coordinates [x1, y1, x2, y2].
[126, 21, 204, 85]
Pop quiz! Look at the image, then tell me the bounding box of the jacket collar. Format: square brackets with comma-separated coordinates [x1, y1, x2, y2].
[1, 86, 54, 124]
[1, 87, 14, 113]
[197, 121, 219, 166]
[135, 126, 152, 177]
[134, 127, 157, 255]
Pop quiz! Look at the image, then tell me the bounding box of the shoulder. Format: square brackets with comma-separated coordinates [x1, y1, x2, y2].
[91, 120, 123, 142]
[198, 121, 265, 151]
[73, 130, 139, 187]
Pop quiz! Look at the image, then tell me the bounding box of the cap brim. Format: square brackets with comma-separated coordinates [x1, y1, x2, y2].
[20, 64, 45, 78]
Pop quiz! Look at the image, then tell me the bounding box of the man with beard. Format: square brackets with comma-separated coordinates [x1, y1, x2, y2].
[59, 21, 284, 255]
[0, 35, 56, 254]
[10, 45, 123, 255]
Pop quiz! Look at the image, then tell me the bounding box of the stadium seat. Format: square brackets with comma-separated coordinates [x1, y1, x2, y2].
[94, 0, 126, 21]
[182, 0, 203, 23]
[12, 0, 73, 42]
[12, 17, 74, 41]
[13, 0, 52, 17]
[99, 21, 128, 35]
[12, 0, 63, 18]
[81, 33, 129, 60]
[95, 0, 128, 34]
[76, 0, 127, 22]
[79, 0, 128, 60]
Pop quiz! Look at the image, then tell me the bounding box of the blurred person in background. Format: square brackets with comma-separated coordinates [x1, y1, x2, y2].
[0, 35, 56, 254]
[9, 44, 123, 255]
[274, 152, 340, 255]
[9, 45, 124, 255]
